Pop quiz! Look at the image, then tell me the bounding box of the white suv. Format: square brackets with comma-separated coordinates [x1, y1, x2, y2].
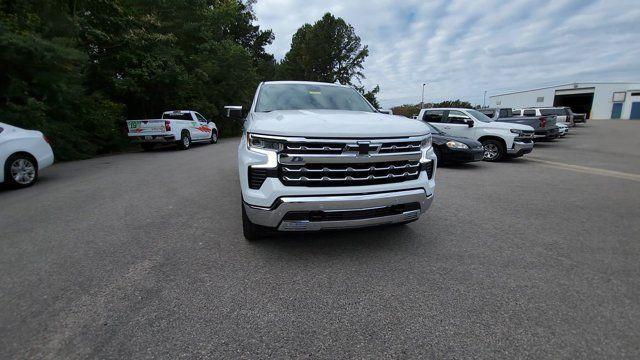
[417, 108, 535, 161]
[228, 81, 436, 241]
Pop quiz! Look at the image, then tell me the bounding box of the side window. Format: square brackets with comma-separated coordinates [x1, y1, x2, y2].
[498, 109, 512, 118]
[195, 113, 207, 122]
[512, 109, 521, 116]
[446, 110, 471, 124]
[523, 109, 536, 116]
[423, 110, 444, 123]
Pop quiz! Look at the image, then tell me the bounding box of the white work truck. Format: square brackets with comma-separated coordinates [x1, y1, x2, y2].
[127, 110, 218, 151]
[226, 81, 436, 241]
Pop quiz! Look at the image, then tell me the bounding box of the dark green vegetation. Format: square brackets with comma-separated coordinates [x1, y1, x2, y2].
[1, 3, 378, 160]
[0, 0, 275, 159]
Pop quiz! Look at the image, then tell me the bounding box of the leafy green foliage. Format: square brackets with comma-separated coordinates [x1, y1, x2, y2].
[354, 85, 380, 109]
[0, 0, 273, 160]
[277, 13, 368, 85]
[277, 13, 380, 108]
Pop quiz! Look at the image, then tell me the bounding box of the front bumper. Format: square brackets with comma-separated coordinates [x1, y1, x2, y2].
[442, 147, 485, 163]
[244, 188, 434, 231]
[507, 140, 534, 155]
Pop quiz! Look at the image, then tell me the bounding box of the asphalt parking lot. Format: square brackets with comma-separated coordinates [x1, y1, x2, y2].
[1, 120, 639, 359]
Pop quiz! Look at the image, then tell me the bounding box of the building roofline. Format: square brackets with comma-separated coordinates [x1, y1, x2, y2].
[489, 82, 640, 98]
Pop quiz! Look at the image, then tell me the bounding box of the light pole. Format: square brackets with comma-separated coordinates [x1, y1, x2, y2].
[483, 90, 487, 108]
[421, 83, 427, 109]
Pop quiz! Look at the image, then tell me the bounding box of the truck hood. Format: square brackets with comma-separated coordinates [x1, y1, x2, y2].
[247, 110, 430, 138]
[486, 121, 534, 131]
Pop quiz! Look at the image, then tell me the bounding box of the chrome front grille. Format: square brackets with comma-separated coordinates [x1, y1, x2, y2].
[255, 134, 432, 187]
[280, 160, 421, 187]
[282, 139, 422, 155]
[283, 143, 343, 154]
[379, 141, 421, 153]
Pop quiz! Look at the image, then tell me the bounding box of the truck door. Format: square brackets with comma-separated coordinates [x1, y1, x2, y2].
[440, 110, 474, 138]
[194, 112, 211, 140]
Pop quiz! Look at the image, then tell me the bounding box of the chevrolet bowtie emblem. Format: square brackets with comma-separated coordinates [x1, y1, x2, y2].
[358, 142, 372, 155]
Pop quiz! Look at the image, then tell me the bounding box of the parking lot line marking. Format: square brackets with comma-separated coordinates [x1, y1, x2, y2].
[528, 158, 640, 183]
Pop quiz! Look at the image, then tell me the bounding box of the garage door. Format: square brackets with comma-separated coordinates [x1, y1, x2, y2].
[553, 91, 594, 119]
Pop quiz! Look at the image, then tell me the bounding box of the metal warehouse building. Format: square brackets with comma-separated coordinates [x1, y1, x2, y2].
[489, 82, 640, 120]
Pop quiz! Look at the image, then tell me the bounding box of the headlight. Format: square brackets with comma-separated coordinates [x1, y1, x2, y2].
[247, 133, 283, 152]
[446, 140, 469, 149]
[420, 135, 432, 150]
[510, 129, 523, 134]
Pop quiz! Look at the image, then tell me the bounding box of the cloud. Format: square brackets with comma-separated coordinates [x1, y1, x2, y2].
[254, 0, 640, 107]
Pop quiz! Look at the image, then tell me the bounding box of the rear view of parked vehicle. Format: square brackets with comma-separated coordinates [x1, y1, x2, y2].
[482, 107, 559, 140]
[1, 122, 54, 188]
[512, 108, 560, 140]
[127, 110, 218, 151]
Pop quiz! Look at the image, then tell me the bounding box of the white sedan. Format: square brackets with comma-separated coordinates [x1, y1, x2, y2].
[1, 122, 54, 188]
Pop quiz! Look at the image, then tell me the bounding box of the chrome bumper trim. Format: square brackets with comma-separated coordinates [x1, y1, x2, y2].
[507, 141, 534, 154]
[244, 188, 433, 231]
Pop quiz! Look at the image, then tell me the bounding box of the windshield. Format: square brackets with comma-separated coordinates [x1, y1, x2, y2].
[466, 109, 493, 122]
[255, 83, 375, 112]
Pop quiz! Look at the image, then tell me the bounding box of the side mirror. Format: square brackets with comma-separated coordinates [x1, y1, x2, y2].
[378, 109, 393, 115]
[465, 118, 474, 127]
[224, 105, 243, 120]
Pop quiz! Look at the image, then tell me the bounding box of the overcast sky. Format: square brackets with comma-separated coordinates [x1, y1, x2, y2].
[254, 0, 640, 107]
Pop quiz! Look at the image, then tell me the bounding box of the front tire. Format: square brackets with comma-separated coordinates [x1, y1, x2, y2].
[178, 131, 191, 150]
[481, 139, 505, 162]
[210, 130, 218, 144]
[4, 154, 38, 188]
[242, 202, 263, 241]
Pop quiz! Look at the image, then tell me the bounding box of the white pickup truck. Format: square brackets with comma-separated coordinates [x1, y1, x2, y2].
[227, 81, 436, 241]
[127, 110, 218, 151]
[417, 108, 535, 161]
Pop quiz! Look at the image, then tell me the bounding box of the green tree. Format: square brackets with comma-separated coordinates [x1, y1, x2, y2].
[432, 99, 474, 108]
[0, 0, 275, 159]
[355, 85, 381, 109]
[278, 13, 368, 85]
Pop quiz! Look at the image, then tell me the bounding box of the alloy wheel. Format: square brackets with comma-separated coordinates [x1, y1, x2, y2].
[10, 159, 36, 185]
[483, 143, 499, 160]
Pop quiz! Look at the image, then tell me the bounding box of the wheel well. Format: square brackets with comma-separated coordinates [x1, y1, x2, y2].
[478, 136, 506, 149]
[5, 152, 38, 170]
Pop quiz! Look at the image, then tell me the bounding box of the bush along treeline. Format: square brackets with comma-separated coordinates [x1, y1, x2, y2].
[0, 3, 381, 160]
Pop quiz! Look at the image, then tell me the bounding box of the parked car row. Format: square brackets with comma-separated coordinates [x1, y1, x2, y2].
[416, 108, 535, 162]
[1, 82, 586, 245]
[412, 105, 588, 164]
